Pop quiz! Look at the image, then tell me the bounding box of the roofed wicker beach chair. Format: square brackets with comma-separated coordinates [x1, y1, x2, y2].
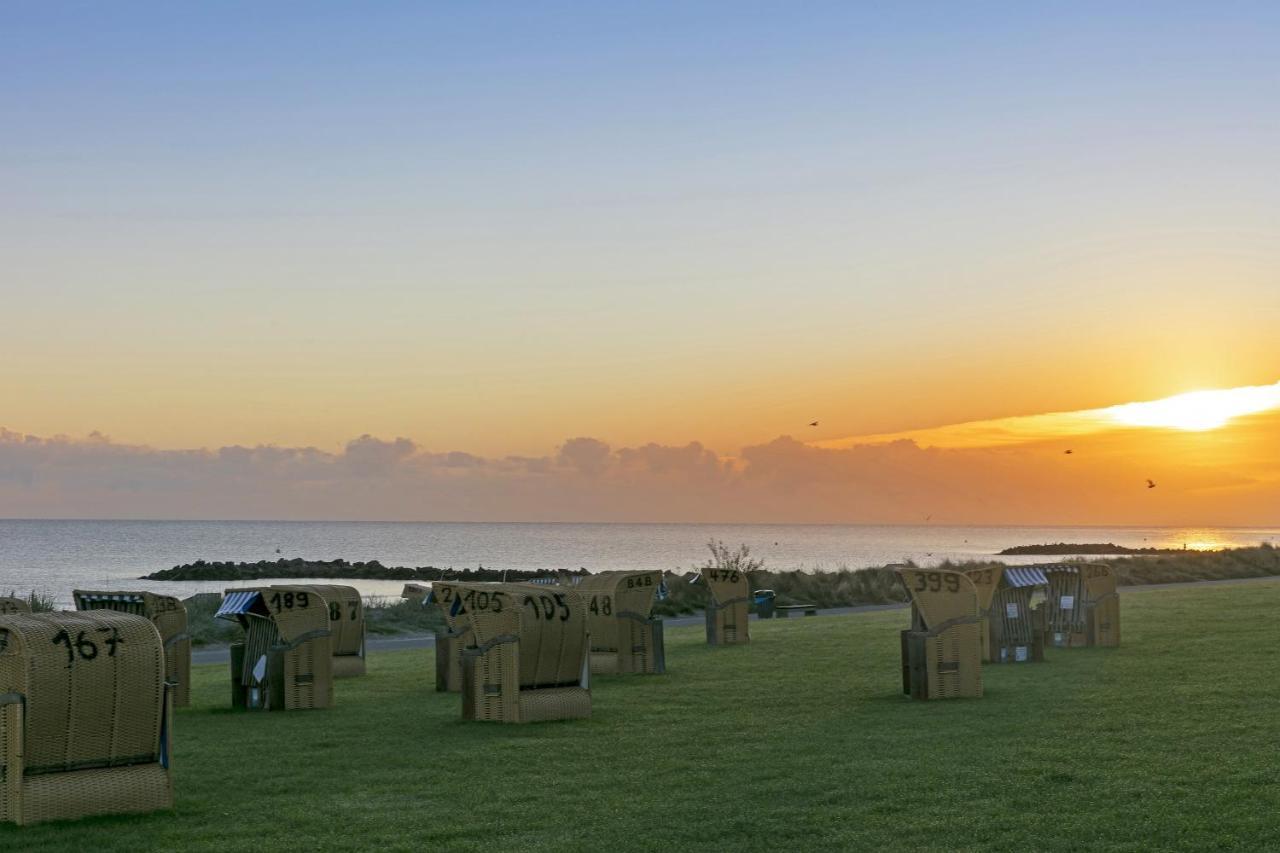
[449, 582, 591, 723]
[299, 585, 366, 677]
[1043, 564, 1088, 648]
[0, 597, 30, 615]
[572, 570, 666, 675]
[1081, 563, 1121, 647]
[0, 611, 174, 826]
[965, 567, 1046, 664]
[962, 566, 1001, 663]
[700, 566, 750, 645]
[73, 589, 193, 707]
[401, 582, 431, 603]
[216, 586, 334, 711]
[428, 581, 471, 693]
[897, 568, 983, 700]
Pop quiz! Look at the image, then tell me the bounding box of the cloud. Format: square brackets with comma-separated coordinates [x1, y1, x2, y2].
[2, 413, 1279, 524]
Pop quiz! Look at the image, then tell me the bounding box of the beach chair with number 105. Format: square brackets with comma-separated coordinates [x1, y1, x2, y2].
[449, 582, 592, 723]
[897, 568, 983, 700]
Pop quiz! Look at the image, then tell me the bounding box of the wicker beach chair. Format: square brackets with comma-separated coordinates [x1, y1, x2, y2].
[1081, 563, 1121, 647]
[971, 567, 1046, 664]
[573, 571, 666, 675]
[962, 567, 1001, 663]
[0, 597, 30, 615]
[897, 568, 983, 700]
[1043, 565, 1088, 648]
[450, 582, 591, 723]
[428, 581, 472, 692]
[216, 586, 334, 711]
[401, 583, 431, 604]
[0, 611, 173, 825]
[701, 566, 750, 646]
[73, 590, 193, 707]
[298, 585, 366, 677]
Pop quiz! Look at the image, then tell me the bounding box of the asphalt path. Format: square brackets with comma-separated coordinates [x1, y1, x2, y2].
[190, 574, 1279, 665]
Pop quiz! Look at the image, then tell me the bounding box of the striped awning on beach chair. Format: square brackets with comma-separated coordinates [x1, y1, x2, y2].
[1003, 566, 1050, 588]
[215, 590, 262, 620]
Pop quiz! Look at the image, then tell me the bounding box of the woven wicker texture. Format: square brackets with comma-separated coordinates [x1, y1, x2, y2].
[429, 582, 474, 693]
[73, 590, 192, 708]
[0, 598, 30, 615]
[700, 567, 750, 645]
[962, 566, 1003, 663]
[294, 585, 365, 677]
[1081, 563, 1121, 647]
[1043, 566, 1088, 647]
[572, 571, 665, 675]
[220, 586, 334, 711]
[896, 568, 983, 700]
[0, 611, 173, 825]
[453, 582, 591, 723]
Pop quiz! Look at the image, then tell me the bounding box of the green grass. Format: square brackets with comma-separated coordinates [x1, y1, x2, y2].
[8, 580, 1280, 851]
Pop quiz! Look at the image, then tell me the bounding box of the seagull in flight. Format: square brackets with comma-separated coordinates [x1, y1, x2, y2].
[1146, 479, 1156, 489]
[809, 421, 819, 427]
[1064, 449, 1073, 455]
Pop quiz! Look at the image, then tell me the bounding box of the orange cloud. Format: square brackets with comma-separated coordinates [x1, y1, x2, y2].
[3, 406, 1278, 525]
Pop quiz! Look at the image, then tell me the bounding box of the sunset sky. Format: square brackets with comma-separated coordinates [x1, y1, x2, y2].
[3, 4, 1278, 523]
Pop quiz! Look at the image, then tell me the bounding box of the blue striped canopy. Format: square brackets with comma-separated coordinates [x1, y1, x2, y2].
[1003, 567, 1050, 588]
[215, 590, 262, 621]
[77, 592, 145, 605]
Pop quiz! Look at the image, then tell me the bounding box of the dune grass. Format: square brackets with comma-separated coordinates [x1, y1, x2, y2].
[7, 580, 1279, 851]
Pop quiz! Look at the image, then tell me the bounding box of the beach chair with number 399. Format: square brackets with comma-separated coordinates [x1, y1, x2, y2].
[897, 568, 983, 700]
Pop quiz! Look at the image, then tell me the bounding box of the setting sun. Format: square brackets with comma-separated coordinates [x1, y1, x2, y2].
[1104, 383, 1280, 432]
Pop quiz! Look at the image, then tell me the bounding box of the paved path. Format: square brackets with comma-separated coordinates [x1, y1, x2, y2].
[190, 574, 1279, 665]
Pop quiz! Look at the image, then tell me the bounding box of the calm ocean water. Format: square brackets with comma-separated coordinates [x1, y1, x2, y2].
[1, 519, 1276, 608]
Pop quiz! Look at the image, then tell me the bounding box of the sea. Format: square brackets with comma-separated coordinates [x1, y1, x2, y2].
[1, 519, 1275, 608]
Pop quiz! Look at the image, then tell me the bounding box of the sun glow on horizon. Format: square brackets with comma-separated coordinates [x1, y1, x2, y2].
[1104, 383, 1280, 432]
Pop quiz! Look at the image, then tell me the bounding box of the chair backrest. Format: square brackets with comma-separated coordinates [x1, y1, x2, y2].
[898, 568, 979, 631]
[452, 582, 589, 689]
[963, 566, 1003, 613]
[574, 571, 661, 652]
[700, 566, 750, 607]
[963, 567, 1003, 662]
[73, 589, 190, 705]
[0, 611, 165, 775]
[300, 585, 364, 656]
[0, 597, 30, 615]
[1081, 562, 1120, 646]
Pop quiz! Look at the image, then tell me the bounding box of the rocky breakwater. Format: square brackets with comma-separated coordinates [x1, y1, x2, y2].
[142, 557, 582, 583]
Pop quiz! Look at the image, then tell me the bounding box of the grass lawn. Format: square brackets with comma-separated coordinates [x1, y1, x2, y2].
[8, 581, 1279, 852]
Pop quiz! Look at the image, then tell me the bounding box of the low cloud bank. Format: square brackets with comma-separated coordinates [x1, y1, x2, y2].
[2, 420, 1277, 525]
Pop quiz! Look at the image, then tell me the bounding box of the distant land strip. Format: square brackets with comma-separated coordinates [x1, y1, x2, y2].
[142, 558, 586, 583]
[997, 542, 1209, 555]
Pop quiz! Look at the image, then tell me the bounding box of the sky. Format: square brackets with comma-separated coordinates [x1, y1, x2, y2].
[3, 3, 1279, 523]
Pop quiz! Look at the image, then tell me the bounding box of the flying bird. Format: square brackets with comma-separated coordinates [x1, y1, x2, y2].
[1064, 449, 1073, 455]
[1146, 479, 1156, 489]
[809, 421, 819, 427]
